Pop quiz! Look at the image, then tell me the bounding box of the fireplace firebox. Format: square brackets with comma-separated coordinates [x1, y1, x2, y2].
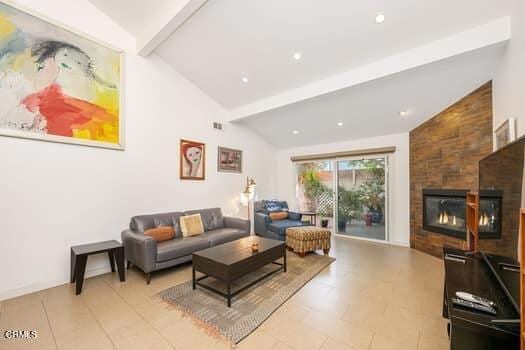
[423, 189, 468, 239]
[422, 189, 502, 240]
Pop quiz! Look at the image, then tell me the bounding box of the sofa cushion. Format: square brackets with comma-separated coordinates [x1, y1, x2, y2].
[265, 203, 282, 212]
[156, 236, 210, 262]
[269, 211, 288, 220]
[201, 228, 248, 246]
[268, 220, 311, 236]
[180, 214, 204, 237]
[144, 226, 175, 242]
[185, 208, 224, 231]
[256, 200, 290, 214]
[130, 212, 183, 237]
[288, 212, 301, 221]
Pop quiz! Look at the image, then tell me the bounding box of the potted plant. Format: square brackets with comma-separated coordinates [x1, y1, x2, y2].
[364, 212, 373, 226]
[337, 187, 363, 232]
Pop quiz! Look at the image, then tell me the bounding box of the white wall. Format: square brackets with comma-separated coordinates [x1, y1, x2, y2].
[274, 133, 410, 246]
[0, 0, 275, 300]
[494, 0, 525, 137]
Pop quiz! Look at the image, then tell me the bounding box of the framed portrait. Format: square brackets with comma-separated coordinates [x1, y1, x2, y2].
[0, 1, 124, 150]
[180, 139, 205, 180]
[218, 146, 242, 173]
[495, 118, 516, 150]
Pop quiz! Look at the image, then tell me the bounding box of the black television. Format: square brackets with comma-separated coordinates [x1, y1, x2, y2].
[478, 135, 525, 260]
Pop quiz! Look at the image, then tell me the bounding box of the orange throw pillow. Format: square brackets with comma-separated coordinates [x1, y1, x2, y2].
[269, 211, 288, 220]
[144, 226, 175, 242]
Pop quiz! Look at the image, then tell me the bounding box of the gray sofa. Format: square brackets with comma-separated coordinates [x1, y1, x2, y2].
[254, 200, 312, 241]
[121, 208, 250, 283]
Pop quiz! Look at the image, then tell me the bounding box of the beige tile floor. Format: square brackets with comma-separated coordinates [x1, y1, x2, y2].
[0, 237, 449, 350]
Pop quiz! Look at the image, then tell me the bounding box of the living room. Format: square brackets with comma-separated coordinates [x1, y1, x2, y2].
[1, 0, 524, 350]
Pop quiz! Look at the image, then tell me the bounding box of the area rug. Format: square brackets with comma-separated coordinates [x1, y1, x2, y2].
[159, 252, 335, 344]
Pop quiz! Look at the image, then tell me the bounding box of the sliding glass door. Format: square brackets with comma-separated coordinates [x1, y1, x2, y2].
[336, 157, 387, 241]
[294, 155, 388, 242]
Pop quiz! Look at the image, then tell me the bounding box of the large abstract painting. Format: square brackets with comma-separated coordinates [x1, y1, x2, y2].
[0, 2, 123, 149]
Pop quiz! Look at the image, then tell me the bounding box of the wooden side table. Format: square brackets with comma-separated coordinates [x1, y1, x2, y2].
[70, 240, 125, 295]
[299, 212, 317, 226]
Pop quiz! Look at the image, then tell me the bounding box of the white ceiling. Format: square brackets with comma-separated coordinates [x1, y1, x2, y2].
[237, 44, 505, 148]
[89, 0, 179, 37]
[89, 0, 513, 149]
[154, 0, 512, 109]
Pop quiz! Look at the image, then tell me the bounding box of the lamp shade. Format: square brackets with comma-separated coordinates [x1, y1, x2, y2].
[247, 178, 256, 188]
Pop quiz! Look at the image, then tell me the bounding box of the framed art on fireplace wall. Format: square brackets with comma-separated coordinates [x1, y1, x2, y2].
[494, 118, 516, 150]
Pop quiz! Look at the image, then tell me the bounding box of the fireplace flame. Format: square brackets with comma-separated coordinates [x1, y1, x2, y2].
[438, 212, 450, 224]
[479, 213, 489, 226]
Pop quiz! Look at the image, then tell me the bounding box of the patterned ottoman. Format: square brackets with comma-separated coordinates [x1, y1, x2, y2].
[286, 226, 331, 257]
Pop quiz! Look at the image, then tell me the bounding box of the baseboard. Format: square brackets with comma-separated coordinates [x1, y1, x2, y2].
[390, 240, 410, 247]
[0, 265, 112, 301]
[335, 233, 410, 247]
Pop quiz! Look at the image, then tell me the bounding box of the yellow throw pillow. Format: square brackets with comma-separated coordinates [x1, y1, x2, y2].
[144, 226, 175, 242]
[180, 214, 204, 237]
[269, 211, 288, 220]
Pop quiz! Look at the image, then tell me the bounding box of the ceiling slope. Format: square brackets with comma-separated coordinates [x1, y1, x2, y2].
[89, 0, 208, 55]
[228, 17, 510, 122]
[155, 0, 512, 109]
[238, 44, 505, 148]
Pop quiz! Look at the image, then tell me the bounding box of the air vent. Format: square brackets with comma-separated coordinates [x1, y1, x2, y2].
[213, 122, 223, 130]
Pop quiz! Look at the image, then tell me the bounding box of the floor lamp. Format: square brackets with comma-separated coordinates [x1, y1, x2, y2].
[241, 177, 256, 234]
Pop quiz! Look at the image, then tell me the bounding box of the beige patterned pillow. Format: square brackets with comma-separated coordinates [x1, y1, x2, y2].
[180, 214, 204, 237]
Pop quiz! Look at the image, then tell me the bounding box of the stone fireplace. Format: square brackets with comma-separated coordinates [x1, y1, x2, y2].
[409, 82, 493, 257]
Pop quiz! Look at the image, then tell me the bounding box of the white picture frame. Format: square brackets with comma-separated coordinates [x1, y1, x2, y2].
[495, 118, 516, 150]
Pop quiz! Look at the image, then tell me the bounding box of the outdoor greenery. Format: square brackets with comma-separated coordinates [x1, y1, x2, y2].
[299, 159, 385, 223]
[301, 167, 333, 217]
[337, 186, 363, 221]
[358, 159, 385, 213]
[302, 168, 327, 199]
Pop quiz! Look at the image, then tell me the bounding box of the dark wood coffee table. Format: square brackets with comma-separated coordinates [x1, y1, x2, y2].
[192, 236, 286, 307]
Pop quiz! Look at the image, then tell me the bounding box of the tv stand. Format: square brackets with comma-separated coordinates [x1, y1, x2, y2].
[443, 248, 519, 350]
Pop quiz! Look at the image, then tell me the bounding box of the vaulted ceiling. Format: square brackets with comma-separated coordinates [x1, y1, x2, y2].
[90, 0, 513, 148]
[238, 45, 504, 148]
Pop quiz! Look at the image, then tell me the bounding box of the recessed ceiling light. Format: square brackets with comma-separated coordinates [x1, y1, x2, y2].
[337, 122, 344, 126]
[375, 13, 385, 24]
[293, 52, 302, 60]
[399, 110, 408, 117]
[293, 130, 300, 135]
[242, 77, 249, 83]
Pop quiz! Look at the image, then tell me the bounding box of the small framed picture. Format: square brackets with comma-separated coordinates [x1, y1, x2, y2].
[180, 139, 205, 180]
[495, 118, 516, 150]
[218, 146, 242, 173]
